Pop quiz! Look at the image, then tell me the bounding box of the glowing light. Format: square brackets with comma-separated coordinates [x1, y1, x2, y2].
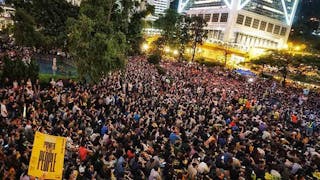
[222, 0, 231, 8]
[142, 44, 149, 51]
[294, 46, 301, 51]
[249, 48, 266, 58]
[178, 0, 191, 13]
[173, 50, 179, 55]
[281, 0, 299, 25]
[282, 44, 289, 49]
[164, 47, 170, 53]
[238, 0, 251, 10]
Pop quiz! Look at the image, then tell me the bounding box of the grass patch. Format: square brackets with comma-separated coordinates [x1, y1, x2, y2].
[39, 73, 78, 84]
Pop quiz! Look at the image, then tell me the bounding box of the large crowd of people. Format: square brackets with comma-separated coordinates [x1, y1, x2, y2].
[0, 56, 319, 180]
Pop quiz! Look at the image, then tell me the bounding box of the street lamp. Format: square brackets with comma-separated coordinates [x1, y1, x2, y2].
[173, 50, 179, 56]
[164, 46, 170, 53]
[142, 43, 149, 51]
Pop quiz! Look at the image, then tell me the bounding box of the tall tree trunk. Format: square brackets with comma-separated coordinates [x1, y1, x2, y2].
[107, 0, 115, 24]
[282, 70, 287, 87]
[191, 42, 197, 62]
[179, 45, 185, 62]
[224, 50, 227, 66]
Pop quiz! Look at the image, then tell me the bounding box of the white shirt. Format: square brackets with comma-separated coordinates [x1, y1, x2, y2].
[188, 164, 198, 179]
[148, 168, 160, 180]
[197, 162, 209, 174]
[1, 103, 8, 118]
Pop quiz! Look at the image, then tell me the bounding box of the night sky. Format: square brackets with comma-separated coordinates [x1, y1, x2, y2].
[296, 0, 320, 19]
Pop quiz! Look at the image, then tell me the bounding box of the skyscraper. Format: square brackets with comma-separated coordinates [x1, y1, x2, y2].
[146, 0, 171, 21]
[187, 0, 300, 49]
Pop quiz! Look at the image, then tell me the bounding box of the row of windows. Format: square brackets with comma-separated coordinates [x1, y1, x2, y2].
[192, 1, 225, 8]
[236, 14, 287, 36]
[243, 0, 286, 23]
[189, 13, 229, 23]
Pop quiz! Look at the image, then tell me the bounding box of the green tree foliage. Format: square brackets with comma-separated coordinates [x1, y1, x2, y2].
[251, 50, 320, 86]
[176, 16, 192, 61]
[154, 9, 180, 47]
[13, 8, 44, 47]
[190, 16, 207, 62]
[147, 53, 161, 65]
[6, 0, 79, 49]
[126, 4, 154, 55]
[32, 0, 79, 49]
[1, 56, 39, 82]
[315, 42, 320, 52]
[67, 0, 127, 83]
[153, 10, 193, 60]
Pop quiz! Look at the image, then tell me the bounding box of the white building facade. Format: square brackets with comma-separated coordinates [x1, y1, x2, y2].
[146, 0, 171, 20]
[186, 0, 300, 49]
[0, 6, 14, 31]
[66, 0, 81, 6]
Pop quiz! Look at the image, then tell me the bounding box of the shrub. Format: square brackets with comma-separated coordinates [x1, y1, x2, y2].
[261, 73, 273, 79]
[148, 53, 162, 65]
[1, 56, 39, 82]
[195, 57, 205, 63]
[199, 60, 224, 67]
[155, 65, 166, 75]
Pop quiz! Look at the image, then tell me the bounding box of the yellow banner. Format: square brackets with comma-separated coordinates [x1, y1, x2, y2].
[28, 132, 66, 180]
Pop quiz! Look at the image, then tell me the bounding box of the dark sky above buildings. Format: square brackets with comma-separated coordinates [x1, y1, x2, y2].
[297, 0, 320, 19]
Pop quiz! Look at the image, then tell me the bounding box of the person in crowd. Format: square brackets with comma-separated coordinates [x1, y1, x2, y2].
[0, 56, 319, 180]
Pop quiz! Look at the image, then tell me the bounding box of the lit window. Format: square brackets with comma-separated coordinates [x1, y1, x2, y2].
[260, 21, 267, 31]
[212, 13, 219, 22]
[267, 23, 274, 33]
[236, 14, 245, 25]
[204, 14, 211, 22]
[273, 25, 280, 34]
[220, 13, 228, 22]
[244, 16, 252, 27]
[252, 19, 260, 29]
[280, 27, 287, 36]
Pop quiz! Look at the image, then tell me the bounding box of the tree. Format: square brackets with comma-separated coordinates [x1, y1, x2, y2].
[126, 4, 154, 55]
[153, 10, 193, 60]
[315, 42, 320, 52]
[1, 56, 39, 82]
[251, 51, 290, 86]
[13, 8, 44, 47]
[154, 9, 180, 47]
[31, 0, 79, 49]
[7, 0, 79, 49]
[175, 16, 192, 61]
[67, 0, 127, 83]
[251, 51, 320, 86]
[190, 16, 207, 62]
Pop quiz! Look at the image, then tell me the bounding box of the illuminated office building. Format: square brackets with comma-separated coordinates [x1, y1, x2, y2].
[146, 0, 172, 21]
[186, 0, 300, 49]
